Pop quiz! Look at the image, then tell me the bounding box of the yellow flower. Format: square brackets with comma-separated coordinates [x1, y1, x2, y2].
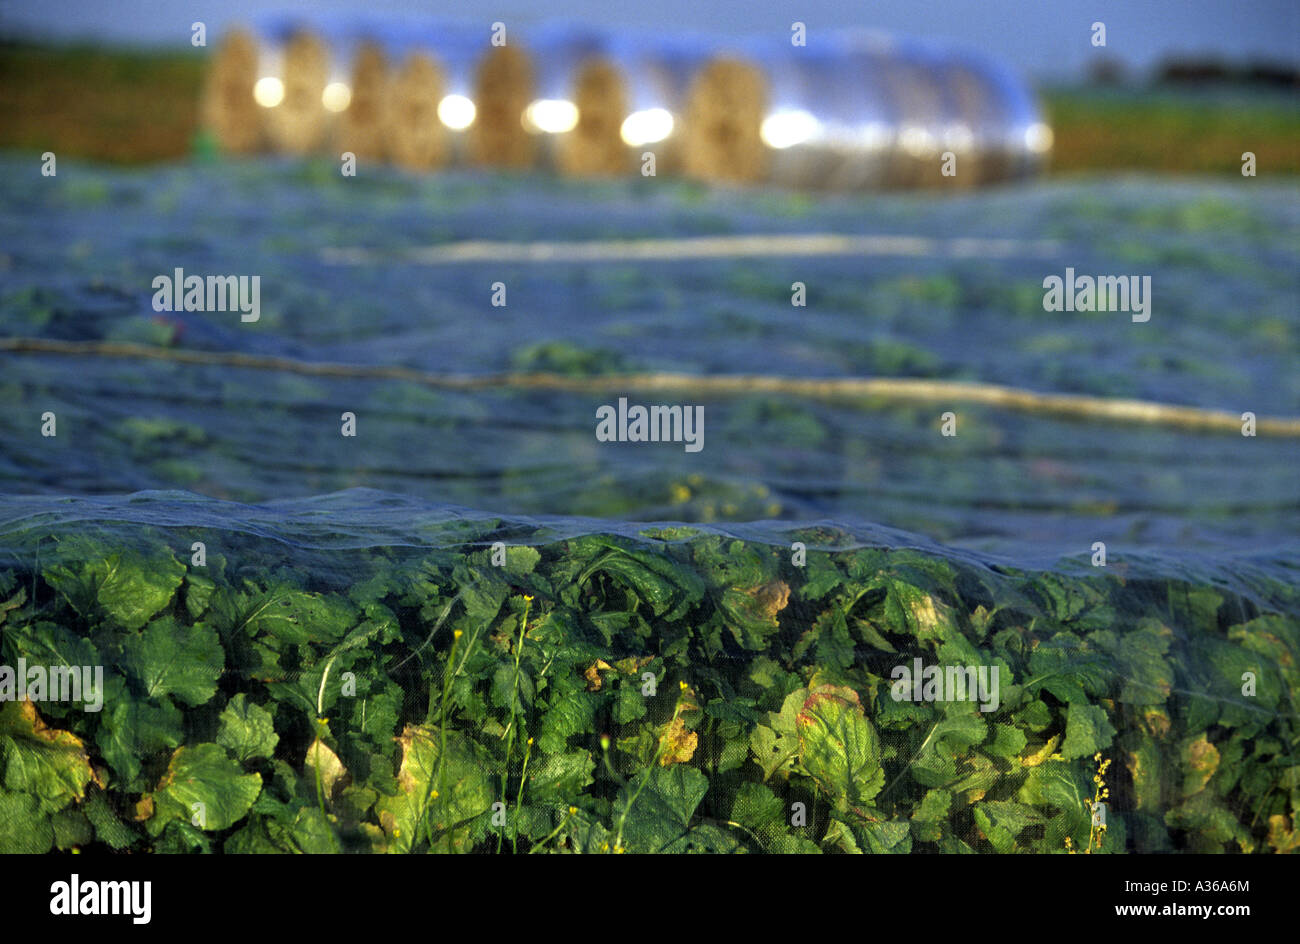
[568, 806, 578, 816]
[523, 594, 534, 602]
[454, 629, 463, 639]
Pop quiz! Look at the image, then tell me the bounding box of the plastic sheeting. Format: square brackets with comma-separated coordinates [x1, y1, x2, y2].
[206, 16, 1051, 188]
[0, 157, 1297, 853]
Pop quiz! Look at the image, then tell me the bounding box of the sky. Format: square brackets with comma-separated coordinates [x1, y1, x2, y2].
[1, 0, 1297, 80]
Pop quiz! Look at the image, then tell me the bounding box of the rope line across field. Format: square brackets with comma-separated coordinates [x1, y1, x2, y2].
[4, 336, 1296, 436]
[318, 233, 1064, 265]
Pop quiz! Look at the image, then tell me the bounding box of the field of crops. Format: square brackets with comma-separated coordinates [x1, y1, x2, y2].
[0, 154, 1297, 853]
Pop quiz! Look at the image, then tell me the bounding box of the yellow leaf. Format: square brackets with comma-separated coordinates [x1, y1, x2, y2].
[133, 795, 154, 822]
[1141, 707, 1172, 739]
[0, 699, 96, 809]
[612, 655, 653, 675]
[657, 716, 698, 766]
[1267, 814, 1299, 854]
[1182, 735, 1219, 796]
[584, 659, 612, 692]
[1021, 734, 1061, 768]
[734, 579, 791, 623]
[306, 738, 348, 802]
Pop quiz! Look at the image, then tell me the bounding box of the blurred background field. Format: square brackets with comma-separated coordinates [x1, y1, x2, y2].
[0, 16, 1297, 565]
[1, 40, 1296, 174]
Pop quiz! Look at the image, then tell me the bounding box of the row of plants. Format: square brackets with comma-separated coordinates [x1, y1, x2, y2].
[0, 523, 1296, 853]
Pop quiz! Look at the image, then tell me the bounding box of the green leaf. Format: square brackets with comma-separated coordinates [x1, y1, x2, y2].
[500, 545, 541, 577]
[875, 578, 957, 646]
[767, 832, 822, 854]
[1191, 636, 1283, 728]
[1060, 703, 1116, 761]
[122, 617, 223, 706]
[798, 554, 843, 601]
[985, 723, 1029, 759]
[857, 819, 912, 854]
[149, 743, 262, 833]
[275, 807, 343, 853]
[910, 788, 952, 843]
[1019, 761, 1086, 812]
[615, 765, 709, 852]
[1017, 761, 1089, 849]
[1027, 632, 1110, 704]
[808, 609, 856, 669]
[490, 663, 533, 716]
[749, 688, 804, 780]
[1166, 585, 1223, 633]
[973, 800, 1044, 853]
[375, 725, 492, 853]
[216, 694, 279, 762]
[1165, 791, 1253, 852]
[729, 781, 815, 852]
[612, 681, 648, 724]
[718, 581, 789, 651]
[0, 620, 99, 682]
[52, 807, 93, 850]
[449, 564, 508, 628]
[1026, 572, 1099, 623]
[223, 818, 283, 854]
[672, 822, 745, 854]
[0, 587, 25, 627]
[795, 684, 884, 809]
[154, 818, 212, 853]
[0, 789, 53, 853]
[730, 781, 784, 831]
[212, 584, 358, 647]
[538, 690, 598, 755]
[184, 571, 217, 620]
[44, 542, 184, 631]
[528, 751, 595, 805]
[82, 788, 137, 850]
[1092, 623, 1174, 707]
[578, 544, 703, 621]
[910, 707, 988, 789]
[931, 708, 989, 751]
[357, 682, 402, 751]
[95, 684, 184, 787]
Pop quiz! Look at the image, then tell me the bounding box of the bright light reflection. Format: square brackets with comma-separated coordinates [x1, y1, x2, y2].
[943, 123, 973, 150]
[322, 82, 352, 112]
[760, 109, 821, 149]
[523, 99, 579, 134]
[1024, 122, 1054, 153]
[437, 94, 476, 130]
[253, 76, 285, 108]
[620, 108, 674, 146]
[899, 125, 935, 156]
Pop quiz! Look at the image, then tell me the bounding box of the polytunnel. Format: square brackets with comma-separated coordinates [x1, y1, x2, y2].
[202, 17, 1051, 188]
